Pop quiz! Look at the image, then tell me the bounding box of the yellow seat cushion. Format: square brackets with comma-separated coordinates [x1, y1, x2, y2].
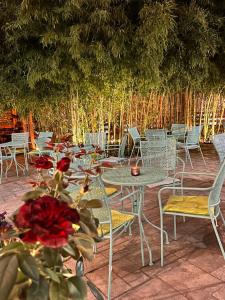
[98, 210, 134, 236]
[72, 210, 134, 236]
[163, 195, 212, 216]
[105, 187, 118, 196]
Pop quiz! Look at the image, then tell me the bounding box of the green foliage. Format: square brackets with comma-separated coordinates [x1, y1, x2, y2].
[0, 0, 225, 130]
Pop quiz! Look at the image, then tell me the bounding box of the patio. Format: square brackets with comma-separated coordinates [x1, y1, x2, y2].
[1, 144, 225, 299]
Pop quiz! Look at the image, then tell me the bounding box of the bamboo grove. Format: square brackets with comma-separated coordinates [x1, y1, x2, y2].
[0, 0, 225, 142]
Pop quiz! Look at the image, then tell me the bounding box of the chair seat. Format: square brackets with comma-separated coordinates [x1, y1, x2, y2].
[177, 142, 199, 150]
[98, 210, 134, 235]
[163, 195, 212, 215]
[100, 156, 126, 164]
[146, 177, 180, 189]
[105, 187, 118, 196]
[69, 186, 118, 199]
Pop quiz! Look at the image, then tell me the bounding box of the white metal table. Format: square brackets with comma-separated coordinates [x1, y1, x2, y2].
[102, 166, 168, 265]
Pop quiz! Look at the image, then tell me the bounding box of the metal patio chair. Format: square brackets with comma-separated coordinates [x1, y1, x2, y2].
[140, 137, 185, 188]
[128, 127, 145, 161]
[139, 137, 185, 243]
[101, 134, 128, 165]
[158, 158, 225, 266]
[28, 137, 53, 158]
[11, 132, 29, 172]
[145, 129, 167, 141]
[171, 124, 187, 141]
[213, 133, 225, 163]
[84, 132, 107, 151]
[71, 175, 151, 300]
[38, 131, 53, 139]
[0, 145, 19, 182]
[177, 125, 206, 169]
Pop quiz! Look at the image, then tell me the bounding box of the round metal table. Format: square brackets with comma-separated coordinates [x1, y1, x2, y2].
[102, 166, 168, 266]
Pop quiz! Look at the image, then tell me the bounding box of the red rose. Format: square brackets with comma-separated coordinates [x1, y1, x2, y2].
[57, 157, 71, 172]
[34, 155, 53, 169]
[14, 196, 80, 248]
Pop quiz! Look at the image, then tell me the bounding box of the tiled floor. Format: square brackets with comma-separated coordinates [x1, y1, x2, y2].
[1, 144, 225, 299]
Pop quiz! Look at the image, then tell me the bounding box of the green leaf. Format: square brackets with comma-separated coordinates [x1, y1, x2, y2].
[45, 268, 60, 284]
[63, 244, 79, 259]
[68, 276, 87, 300]
[0, 254, 19, 300]
[18, 252, 39, 283]
[0, 242, 24, 255]
[26, 277, 49, 300]
[43, 248, 62, 267]
[21, 190, 45, 201]
[49, 278, 69, 300]
[86, 199, 103, 208]
[73, 234, 94, 261]
[87, 280, 104, 300]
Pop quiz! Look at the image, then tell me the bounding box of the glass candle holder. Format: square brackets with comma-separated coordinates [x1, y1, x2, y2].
[131, 166, 140, 176]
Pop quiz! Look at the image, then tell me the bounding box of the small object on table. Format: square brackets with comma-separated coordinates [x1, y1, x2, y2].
[131, 166, 140, 176]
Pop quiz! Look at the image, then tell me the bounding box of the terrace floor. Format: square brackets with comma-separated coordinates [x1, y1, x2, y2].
[1, 144, 225, 299]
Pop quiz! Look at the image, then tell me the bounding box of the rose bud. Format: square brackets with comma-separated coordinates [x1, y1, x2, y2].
[57, 157, 71, 172]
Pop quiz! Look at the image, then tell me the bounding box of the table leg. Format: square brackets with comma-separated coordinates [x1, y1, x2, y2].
[138, 187, 153, 266]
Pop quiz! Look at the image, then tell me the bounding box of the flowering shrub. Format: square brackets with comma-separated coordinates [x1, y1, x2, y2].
[0, 150, 103, 300]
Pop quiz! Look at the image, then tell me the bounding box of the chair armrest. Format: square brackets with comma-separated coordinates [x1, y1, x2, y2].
[158, 185, 213, 198]
[174, 171, 216, 179]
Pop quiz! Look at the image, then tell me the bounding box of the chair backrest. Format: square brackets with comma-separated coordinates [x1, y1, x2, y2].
[140, 137, 177, 173]
[38, 132, 53, 139]
[145, 129, 167, 141]
[35, 138, 51, 151]
[85, 132, 107, 150]
[11, 132, 29, 145]
[186, 125, 202, 145]
[209, 159, 225, 207]
[118, 134, 128, 158]
[78, 176, 112, 233]
[213, 133, 225, 163]
[171, 124, 186, 139]
[128, 127, 141, 143]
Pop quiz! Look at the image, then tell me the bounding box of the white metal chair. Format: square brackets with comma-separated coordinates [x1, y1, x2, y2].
[140, 137, 185, 188]
[28, 137, 53, 158]
[213, 133, 225, 163]
[85, 132, 107, 151]
[101, 134, 128, 165]
[158, 158, 225, 266]
[128, 127, 144, 160]
[0, 146, 19, 182]
[145, 129, 167, 141]
[171, 124, 187, 141]
[177, 125, 206, 169]
[11, 132, 29, 172]
[75, 175, 151, 300]
[38, 131, 53, 139]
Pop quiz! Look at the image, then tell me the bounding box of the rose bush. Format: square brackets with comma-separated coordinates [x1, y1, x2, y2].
[34, 155, 53, 169]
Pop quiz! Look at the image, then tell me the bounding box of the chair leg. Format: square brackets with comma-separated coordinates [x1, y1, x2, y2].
[199, 146, 206, 167]
[107, 236, 113, 300]
[186, 148, 193, 169]
[220, 210, 225, 226]
[210, 216, 225, 259]
[0, 162, 2, 184]
[138, 214, 145, 266]
[160, 212, 164, 267]
[173, 215, 177, 240]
